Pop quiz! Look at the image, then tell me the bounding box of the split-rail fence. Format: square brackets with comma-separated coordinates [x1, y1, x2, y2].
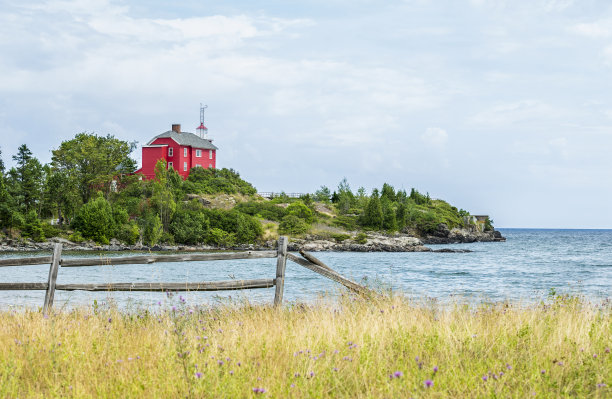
[0, 236, 373, 314]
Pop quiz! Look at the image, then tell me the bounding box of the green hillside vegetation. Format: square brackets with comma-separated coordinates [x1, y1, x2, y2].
[0, 134, 483, 246]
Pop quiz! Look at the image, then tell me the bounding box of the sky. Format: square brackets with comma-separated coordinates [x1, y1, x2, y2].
[1, 0, 611, 228]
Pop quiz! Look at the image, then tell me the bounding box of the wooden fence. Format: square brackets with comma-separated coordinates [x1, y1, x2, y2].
[0, 237, 372, 314]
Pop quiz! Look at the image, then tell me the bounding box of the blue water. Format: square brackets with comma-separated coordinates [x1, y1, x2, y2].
[0, 229, 610, 309]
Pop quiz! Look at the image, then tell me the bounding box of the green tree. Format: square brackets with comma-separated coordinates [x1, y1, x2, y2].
[23, 210, 45, 242]
[72, 193, 116, 244]
[170, 208, 209, 245]
[279, 215, 308, 235]
[336, 177, 354, 214]
[381, 183, 396, 203]
[286, 201, 314, 223]
[314, 186, 331, 203]
[381, 197, 397, 231]
[140, 211, 163, 246]
[43, 168, 80, 225]
[51, 133, 137, 204]
[151, 160, 176, 232]
[10, 145, 44, 213]
[362, 189, 383, 229]
[396, 202, 407, 231]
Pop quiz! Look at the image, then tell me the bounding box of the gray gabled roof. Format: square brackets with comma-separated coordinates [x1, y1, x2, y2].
[147, 130, 218, 150]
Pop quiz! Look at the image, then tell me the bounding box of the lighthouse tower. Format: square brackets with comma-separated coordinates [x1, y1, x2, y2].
[196, 103, 209, 140]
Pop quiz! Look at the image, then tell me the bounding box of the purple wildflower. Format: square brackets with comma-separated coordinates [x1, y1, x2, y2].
[294, 373, 300, 378]
[332, 367, 338, 372]
[597, 383, 607, 388]
[229, 370, 234, 375]
[605, 347, 610, 353]
[482, 375, 488, 382]
[218, 360, 224, 366]
[309, 371, 315, 378]
[195, 372, 202, 379]
[506, 364, 512, 370]
[541, 369, 546, 375]
[108, 317, 112, 323]
[433, 366, 439, 373]
[252, 387, 266, 394]
[593, 354, 598, 359]
[393, 371, 403, 378]
[424, 379, 434, 388]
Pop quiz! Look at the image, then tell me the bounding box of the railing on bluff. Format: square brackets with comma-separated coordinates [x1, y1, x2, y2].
[0, 237, 373, 314]
[257, 192, 307, 199]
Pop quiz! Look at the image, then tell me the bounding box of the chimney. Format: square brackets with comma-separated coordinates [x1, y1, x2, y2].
[172, 124, 181, 134]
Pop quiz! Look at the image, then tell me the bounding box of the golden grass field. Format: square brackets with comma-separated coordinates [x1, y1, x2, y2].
[0, 293, 609, 398]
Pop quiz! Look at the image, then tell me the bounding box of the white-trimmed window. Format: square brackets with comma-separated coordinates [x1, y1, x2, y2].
[196, 149, 202, 157]
[209, 164, 212, 169]
[168, 162, 173, 169]
[168, 148, 173, 157]
[184, 148, 188, 157]
[209, 150, 213, 160]
[196, 164, 202, 168]
[183, 162, 187, 171]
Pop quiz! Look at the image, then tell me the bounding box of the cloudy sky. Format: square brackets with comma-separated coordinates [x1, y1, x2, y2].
[1, 0, 611, 228]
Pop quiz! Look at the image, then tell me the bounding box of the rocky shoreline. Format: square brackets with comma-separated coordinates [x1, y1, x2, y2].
[0, 226, 504, 254]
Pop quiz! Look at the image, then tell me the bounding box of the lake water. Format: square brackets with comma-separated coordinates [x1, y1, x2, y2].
[0, 229, 610, 309]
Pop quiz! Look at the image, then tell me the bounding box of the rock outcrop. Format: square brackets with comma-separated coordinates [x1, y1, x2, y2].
[421, 224, 505, 244]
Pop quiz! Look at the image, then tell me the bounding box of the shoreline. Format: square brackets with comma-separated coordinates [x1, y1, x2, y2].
[0, 228, 504, 254]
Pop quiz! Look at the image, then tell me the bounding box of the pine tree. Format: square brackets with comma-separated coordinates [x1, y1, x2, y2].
[382, 197, 397, 231]
[363, 189, 383, 229]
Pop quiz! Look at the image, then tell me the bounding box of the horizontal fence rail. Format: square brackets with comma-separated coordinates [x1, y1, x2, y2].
[0, 235, 373, 313]
[60, 251, 278, 267]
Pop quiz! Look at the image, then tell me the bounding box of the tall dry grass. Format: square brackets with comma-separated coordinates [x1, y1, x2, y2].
[0, 293, 609, 398]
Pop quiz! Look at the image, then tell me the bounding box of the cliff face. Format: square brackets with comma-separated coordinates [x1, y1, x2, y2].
[420, 223, 505, 244]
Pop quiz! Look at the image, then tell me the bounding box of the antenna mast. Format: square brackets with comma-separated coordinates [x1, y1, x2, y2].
[197, 103, 209, 139]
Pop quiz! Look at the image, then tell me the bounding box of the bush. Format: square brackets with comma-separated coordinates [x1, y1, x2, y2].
[140, 212, 163, 246]
[286, 201, 314, 223]
[278, 215, 308, 235]
[234, 201, 287, 221]
[206, 228, 236, 247]
[355, 232, 368, 244]
[170, 209, 209, 245]
[116, 222, 140, 245]
[330, 233, 351, 243]
[23, 211, 45, 242]
[185, 167, 257, 196]
[68, 231, 84, 243]
[41, 222, 60, 239]
[332, 215, 358, 231]
[203, 209, 262, 244]
[72, 194, 115, 244]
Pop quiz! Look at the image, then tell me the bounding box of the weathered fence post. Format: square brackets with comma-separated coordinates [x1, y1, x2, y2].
[43, 243, 62, 315]
[273, 236, 288, 306]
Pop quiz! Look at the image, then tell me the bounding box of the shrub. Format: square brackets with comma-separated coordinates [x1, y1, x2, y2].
[203, 209, 262, 244]
[206, 228, 236, 247]
[234, 201, 287, 221]
[278, 215, 308, 235]
[41, 222, 60, 239]
[72, 193, 115, 244]
[330, 233, 351, 243]
[286, 201, 314, 223]
[170, 210, 209, 245]
[23, 211, 45, 242]
[116, 222, 140, 245]
[68, 231, 84, 243]
[141, 212, 163, 246]
[355, 232, 368, 244]
[185, 167, 256, 196]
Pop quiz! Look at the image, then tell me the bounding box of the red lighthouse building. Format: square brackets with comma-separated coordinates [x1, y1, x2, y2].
[135, 122, 218, 180]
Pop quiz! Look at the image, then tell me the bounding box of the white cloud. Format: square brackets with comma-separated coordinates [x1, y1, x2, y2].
[421, 127, 448, 147]
[570, 20, 612, 38]
[469, 100, 561, 127]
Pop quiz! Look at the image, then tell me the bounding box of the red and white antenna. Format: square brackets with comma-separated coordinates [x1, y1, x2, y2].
[196, 103, 209, 140]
